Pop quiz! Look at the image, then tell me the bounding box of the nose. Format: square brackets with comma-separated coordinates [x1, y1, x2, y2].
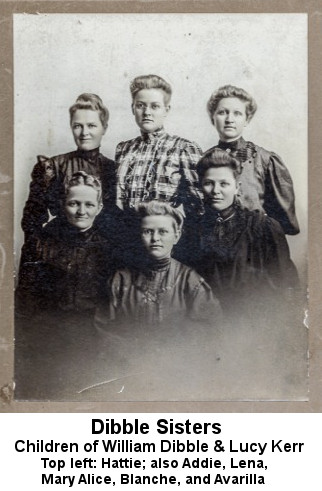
[81, 125, 89, 136]
[143, 106, 151, 116]
[151, 231, 161, 242]
[212, 183, 221, 195]
[77, 203, 86, 215]
[225, 111, 233, 122]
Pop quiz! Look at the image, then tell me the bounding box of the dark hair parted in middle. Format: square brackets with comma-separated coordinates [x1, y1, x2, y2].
[69, 93, 110, 129]
[136, 201, 184, 232]
[130, 74, 172, 105]
[207, 85, 257, 124]
[197, 148, 242, 182]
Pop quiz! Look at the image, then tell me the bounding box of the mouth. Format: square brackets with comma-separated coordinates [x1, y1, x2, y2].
[142, 119, 153, 123]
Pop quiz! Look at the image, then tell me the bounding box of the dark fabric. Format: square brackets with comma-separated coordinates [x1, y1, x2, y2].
[208, 138, 300, 235]
[16, 218, 116, 315]
[95, 257, 221, 332]
[21, 148, 117, 238]
[196, 205, 299, 315]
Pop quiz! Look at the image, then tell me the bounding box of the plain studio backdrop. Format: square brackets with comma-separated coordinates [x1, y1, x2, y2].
[13, 13, 308, 402]
[14, 13, 307, 279]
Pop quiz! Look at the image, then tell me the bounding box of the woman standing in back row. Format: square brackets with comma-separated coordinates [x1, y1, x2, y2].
[206, 85, 299, 235]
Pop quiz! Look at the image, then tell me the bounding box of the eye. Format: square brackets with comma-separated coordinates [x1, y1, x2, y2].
[72, 124, 81, 129]
[142, 229, 153, 235]
[159, 229, 169, 235]
[152, 104, 161, 110]
[88, 124, 97, 128]
[235, 111, 242, 116]
[85, 202, 96, 207]
[216, 110, 225, 115]
[135, 103, 144, 110]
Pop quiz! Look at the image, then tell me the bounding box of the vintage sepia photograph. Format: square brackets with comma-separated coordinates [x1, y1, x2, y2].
[13, 13, 308, 402]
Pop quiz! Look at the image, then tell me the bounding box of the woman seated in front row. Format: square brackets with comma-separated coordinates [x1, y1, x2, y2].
[94, 201, 222, 385]
[16, 171, 115, 317]
[195, 148, 299, 320]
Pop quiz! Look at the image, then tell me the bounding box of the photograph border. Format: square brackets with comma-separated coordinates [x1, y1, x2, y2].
[0, 0, 320, 413]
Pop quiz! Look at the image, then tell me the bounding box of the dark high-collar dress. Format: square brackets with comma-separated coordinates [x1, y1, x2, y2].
[196, 203, 298, 316]
[17, 217, 115, 315]
[21, 147, 117, 238]
[207, 137, 300, 235]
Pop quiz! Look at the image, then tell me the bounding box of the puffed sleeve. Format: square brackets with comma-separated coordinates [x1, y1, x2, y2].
[114, 141, 127, 210]
[185, 270, 223, 324]
[175, 139, 203, 214]
[21, 155, 58, 236]
[260, 148, 300, 235]
[259, 214, 299, 289]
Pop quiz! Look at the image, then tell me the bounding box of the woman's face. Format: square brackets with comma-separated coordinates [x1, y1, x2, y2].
[202, 166, 239, 211]
[212, 97, 248, 142]
[71, 109, 106, 151]
[65, 185, 102, 231]
[132, 89, 170, 134]
[141, 215, 180, 260]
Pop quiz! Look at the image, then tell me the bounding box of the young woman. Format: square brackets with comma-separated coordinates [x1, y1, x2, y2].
[21, 93, 116, 240]
[206, 85, 299, 235]
[17, 172, 117, 317]
[93, 201, 222, 396]
[115, 74, 203, 216]
[196, 148, 298, 316]
[15, 172, 116, 399]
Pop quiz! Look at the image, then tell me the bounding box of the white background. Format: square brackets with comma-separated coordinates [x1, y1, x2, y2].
[14, 13, 307, 277]
[1, 413, 320, 489]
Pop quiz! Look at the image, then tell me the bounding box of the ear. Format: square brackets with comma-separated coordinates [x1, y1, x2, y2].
[131, 104, 135, 115]
[102, 124, 108, 135]
[173, 227, 182, 245]
[165, 104, 171, 114]
[235, 181, 242, 195]
[96, 203, 103, 216]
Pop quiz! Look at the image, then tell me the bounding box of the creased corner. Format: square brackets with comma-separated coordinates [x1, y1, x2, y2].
[0, 381, 15, 404]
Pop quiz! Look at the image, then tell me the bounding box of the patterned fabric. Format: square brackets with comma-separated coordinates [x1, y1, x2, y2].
[115, 129, 203, 214]
[210, 137, 300, 235]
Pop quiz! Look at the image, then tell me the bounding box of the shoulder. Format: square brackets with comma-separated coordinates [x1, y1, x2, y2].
[170, 258, 208, 288]
[249, 142, 284, 166]
[116, 136, 141, 151]
[169, 134, 202, 153]
[99, 154, 115, 166]
[37, 150, 78, 164]
[244, 208, 285, 235]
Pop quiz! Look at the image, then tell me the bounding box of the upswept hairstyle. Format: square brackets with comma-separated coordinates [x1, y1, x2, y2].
[69, 93, 109, 128]
[207, 85, 257, 124]
[130, 75, 172, 105]
[197, 148, 242, 182]
[65, 171, 103, 206]
[136, 201, 184, 232]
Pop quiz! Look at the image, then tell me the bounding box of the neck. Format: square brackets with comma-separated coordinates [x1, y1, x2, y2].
[205, 202, 237, 221]
[146, 255, 171, 271]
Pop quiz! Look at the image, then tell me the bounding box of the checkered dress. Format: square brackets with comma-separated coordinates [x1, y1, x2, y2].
[115, 129, 203, 214]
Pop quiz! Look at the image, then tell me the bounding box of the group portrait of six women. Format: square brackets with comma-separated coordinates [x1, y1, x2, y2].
[15, 74, 301, 398]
